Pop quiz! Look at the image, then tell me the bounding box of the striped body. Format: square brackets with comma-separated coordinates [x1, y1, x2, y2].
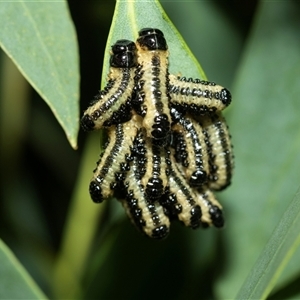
[171, 111, 209, 187]
[134, 28, 171, 146]
[89, 117, 139, 203]
[122, 139, 170, 239]
[169, 74, 231, 115]
[161, 154, 203, 229]
[198, 113, 234, 190]
[196, 188, 224, 228]
[81, 40, 137, 131]
[141, 135, 169, 201]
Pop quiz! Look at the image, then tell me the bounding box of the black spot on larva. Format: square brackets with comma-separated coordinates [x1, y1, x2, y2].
[190, 205, 202, 229]
[151, 225, 169, 239]
[160, 190, 183, 217]
[145, 177, 164, 201]
[152, 55, 160, 66]
[209, 205, 225, 228]
[220, 88, 232, 106]
[110, 39, 137, 68]
[151, 114, 170, 140]
[89, 181, 103, 203]
[81, 115, 95, 131]
[137, 28, 167, 51]
[189, 170, 208, 187]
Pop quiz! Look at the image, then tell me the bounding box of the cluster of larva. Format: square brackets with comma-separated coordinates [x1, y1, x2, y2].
[81, 28, 234, 239]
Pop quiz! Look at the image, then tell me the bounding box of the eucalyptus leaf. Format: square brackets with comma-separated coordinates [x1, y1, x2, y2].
[216, 0, 300, 298]
[0, 1, 79, 149]
[0, 239, 48, 299]
[236, 189, 300, 299]
[101, 0, 206, 88]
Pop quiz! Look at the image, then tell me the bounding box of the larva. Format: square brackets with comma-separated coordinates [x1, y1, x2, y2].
[121, 133, 170, 239]
[170, 108, 209, 187]
[141, 135, 169, 201]
[160, 153, 204, 229]
[169, 74, 231, 115]
[195, 188, 224, 228]
[89, 117, 139, 203]
[197, 112, 234, 191]
[81, 39, 137, 131]
[133, 28, 171, 146]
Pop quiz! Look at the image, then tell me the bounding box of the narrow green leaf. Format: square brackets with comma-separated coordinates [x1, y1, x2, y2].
[0, 1, 79, 149]
[101, 0, 206, 88]
[216, 0, 300, 298]
[0, 239, 48, 299]
[236, 189, 300, 299]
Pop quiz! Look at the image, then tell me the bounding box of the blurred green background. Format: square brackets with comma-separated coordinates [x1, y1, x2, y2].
[1, 1, 300, 299]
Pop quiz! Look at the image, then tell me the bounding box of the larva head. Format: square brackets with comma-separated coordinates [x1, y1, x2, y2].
[189, 205, 202, 229]
[81, 114, 95, 131]
[151, 113, 171, 145]
[220, 88, 232, 106]
[137, 28, 168, 51]
[145, 177, 164, 201]
[89, 180, 104, 203]
[189, 170, 208, 187]
[209, 205, 225, 228]
[110, 39, 137, 68]
[151, 225, 169, 239]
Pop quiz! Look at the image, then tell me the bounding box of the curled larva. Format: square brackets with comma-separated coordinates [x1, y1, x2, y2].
[195, 188, 224, 228]
[169, 74, 231, 115]
[121, 136, 170, 239]
[81, 39, 137, 131]
[171, 108, 209, 187]
[160, 153, 203, 229]
[133, 28, 171, 146]
[196, 112, 234, 191]
[89, 117, 139, 203]
[141, 135, 170, 201]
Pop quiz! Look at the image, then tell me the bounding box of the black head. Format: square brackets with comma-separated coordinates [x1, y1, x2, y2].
[137, 28, 167, 51]
[110, 39, 137, 68]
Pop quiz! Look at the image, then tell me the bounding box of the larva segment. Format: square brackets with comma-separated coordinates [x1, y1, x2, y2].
[133, 28, 171, 146]
[197, 112, 234, 191]
[89, 117, 139, 203]
[171, 110, 209, 187]
[160, 154, 202, 229]
[141, 135, 169, 201]
[81, 40, 137, 131]
[169, 74, 231, 115]
[121, 137, 170, 239]
[196, 188, 224, 228]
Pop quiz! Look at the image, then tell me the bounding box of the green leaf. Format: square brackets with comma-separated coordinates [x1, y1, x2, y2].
[236, 189, 300, 299]
[216, 0, 300, 298]
[101, 0, 206, 88]
[0, 1, 79, 149]
[0, 239, 48, 299]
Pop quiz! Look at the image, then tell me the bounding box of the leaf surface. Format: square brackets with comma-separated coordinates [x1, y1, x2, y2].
[216, 1, 300, 298]
[0, 1, 79, 148]
[0, 239, 48, 299]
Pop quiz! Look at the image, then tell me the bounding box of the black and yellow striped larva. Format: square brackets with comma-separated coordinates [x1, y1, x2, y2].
[81, 39, 137, 131]
[89, 117, 140, 203]
[161, 153, 203, 229]
[170, 107, 209, 187]
[141, 135, 170, 201]
[121, 133, 170, 239]
[194, 188, 224, 228]
[196, 112, 234, 191]
[133, 28, 171, 146]
[168, 74, 231, 115]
